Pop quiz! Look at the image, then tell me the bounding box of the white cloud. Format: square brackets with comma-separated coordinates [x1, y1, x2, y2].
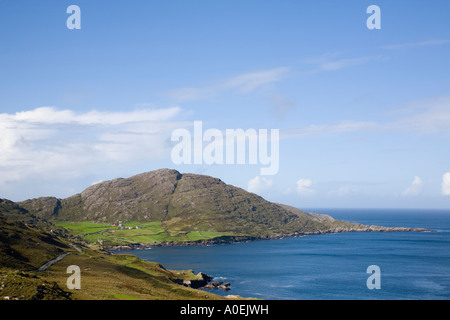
[442, 173, 450, 196]
[402, 176, 423, 196]
[223, 67, 289, 93]
[390, 96, 450, 134]
[9, 106, 179, 125]
[303, 53, 385, 72]
[247, 176, 274, 195]
[296, 178, 315, 196]
[319, 56, 381, 71]
[0, 106, 183, 193]
[168, 67, 289, 102]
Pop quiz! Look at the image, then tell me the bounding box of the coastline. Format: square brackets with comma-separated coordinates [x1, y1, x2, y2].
[102, 210, 447, 300]
[104, 225, 431, 251]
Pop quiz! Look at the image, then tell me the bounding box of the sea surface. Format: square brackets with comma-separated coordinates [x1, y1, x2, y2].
[117, 208, 450, 300]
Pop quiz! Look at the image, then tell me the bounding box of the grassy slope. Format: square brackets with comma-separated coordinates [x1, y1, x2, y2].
[1, 248, 233, 300]
[0, 218, 71, 271]
[41, 249, 232, 300]
[0, 200, 239, 300]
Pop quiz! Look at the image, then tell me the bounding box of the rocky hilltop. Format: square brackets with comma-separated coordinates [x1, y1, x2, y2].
[19, 169, 428, 243]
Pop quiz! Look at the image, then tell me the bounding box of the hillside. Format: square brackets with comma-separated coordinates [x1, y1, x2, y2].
[0, 199, 235, 300]
[0, 200, 71, 271]
[19, 169, 427, 247]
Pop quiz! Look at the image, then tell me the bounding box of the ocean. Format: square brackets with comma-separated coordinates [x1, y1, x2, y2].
[116, 208, 450, 300]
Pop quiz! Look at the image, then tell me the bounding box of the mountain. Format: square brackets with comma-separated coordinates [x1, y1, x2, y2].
[19, 169, 426, 245]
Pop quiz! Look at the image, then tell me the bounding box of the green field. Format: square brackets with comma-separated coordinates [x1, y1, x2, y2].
[55, 221, 111, 234]
[56, 221, 227, 246]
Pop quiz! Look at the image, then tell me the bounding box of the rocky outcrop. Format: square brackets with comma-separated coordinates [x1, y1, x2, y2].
[177, 272, 216, 289]
[179, 272, 231, 291]
[203, 281, 231, 291]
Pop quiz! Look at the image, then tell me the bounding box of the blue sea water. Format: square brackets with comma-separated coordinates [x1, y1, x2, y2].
[117, 209, 450, 300]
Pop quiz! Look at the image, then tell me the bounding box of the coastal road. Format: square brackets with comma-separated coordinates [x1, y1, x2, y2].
[36, 243, 82, 271]
[37, 253, 71, 271]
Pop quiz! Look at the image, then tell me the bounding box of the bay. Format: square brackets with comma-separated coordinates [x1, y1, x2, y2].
[116, 209, 450, 300]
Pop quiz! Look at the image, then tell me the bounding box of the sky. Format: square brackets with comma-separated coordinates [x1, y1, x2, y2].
[1, 0, 450, 209]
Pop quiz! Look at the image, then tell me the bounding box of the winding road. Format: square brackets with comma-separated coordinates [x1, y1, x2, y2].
[36, 243, 82, 271]
[37, 253, 71, 271]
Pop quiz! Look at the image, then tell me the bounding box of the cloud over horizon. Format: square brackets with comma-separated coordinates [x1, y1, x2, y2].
[0, 106, 183, 197]
[442, 173, 450, 196]
[247, 176, 274, 195]
[296, 178, 315, 196]
[402, 176, 423, 196]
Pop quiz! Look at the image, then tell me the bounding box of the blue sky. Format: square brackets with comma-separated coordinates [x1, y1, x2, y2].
[1, 0, 450, 209]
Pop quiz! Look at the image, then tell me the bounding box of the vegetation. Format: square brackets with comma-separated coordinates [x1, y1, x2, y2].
[0, 200, 240, 300]
[56, 221, 228, 246]
[41, 249, 230, 300]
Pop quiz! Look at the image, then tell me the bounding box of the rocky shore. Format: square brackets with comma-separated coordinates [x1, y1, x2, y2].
[175, 272, 231, 291]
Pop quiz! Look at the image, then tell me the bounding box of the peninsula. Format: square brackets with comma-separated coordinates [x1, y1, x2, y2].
[18, 169, 428, 249]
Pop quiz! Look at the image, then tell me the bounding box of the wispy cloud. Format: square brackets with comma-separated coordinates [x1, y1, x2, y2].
[318, 56, 382, 71]
[302, 53, 385, 72]
[167, 67, 290, 102]
[223, 67, 289, 93]
[381, 39, 450, 50]
[8, 106, 179, 125]
[282, 120, 380, 139]
[388, 96, 450, 134]
[283, 96, 450, 139]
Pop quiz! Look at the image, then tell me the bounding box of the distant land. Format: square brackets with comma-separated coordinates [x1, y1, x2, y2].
[18, 168, 428, 249]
